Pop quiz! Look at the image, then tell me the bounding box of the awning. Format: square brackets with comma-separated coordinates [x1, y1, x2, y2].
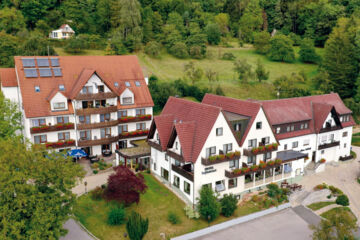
[276, 150, 308, 162]
[67, 149, 87, 158]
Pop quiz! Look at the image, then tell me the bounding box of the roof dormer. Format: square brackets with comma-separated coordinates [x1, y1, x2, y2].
[120, 88, 134, 105]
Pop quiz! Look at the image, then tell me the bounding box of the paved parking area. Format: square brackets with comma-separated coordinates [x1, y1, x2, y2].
[194, 208, 315, 240]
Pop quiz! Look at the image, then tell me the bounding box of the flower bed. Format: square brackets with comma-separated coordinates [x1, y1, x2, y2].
[118, 114, 152, 123]
[31, 123, 75, 133]
[45, 139, 75, 149]
[250, 143, 278, 155]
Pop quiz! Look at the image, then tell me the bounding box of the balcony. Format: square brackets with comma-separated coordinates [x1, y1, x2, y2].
[319, 125, 342, 133]
[202, 151, 241, 166]
[147, 140, 163, 151]
[78, 135, 119, 147]
[45, 139, 75, 149]
[318, 141, 340, 150]
[77, 119, 118, 130]
[30, 123, 74, 134]
[172, 164, 194, 182]
[118, 115, 152, 124]
[167, 149, 184, 162]
[118, 130, 149, 140]
[76, 105, 117, 115]
[243, 143, 278, 156]
[76, 92, 117, 100]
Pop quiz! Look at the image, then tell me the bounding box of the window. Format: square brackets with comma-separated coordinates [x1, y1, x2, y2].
[247, 156, 256, 165]
[58, 132, 70, 141]
[53, 102, 65, 110]
[135, 81, 140, 86]
[234, 123, 241, 131]
[125, 81, 131, 87]
[286, 126, 290, 132]
[118, 124, 128, 134]
[321, 135, 327, 143]
[122, 97, 132, 104]
[100, 113, 110, 122]
[100, 128, 111, 138]
[153, 162, 157, 171]
[264, 152, 271, 160]
[303, 139, 310, 146]
[228, 178, 237, 189]
[56, 116, 69, 124]
[173, 176, 180, 188]
[290, 125, 295, 131]
[276, 127, 280, 134]
[340, 116, 343, 122]
[80, 130, 91, 140]
[292, 141, 298, 148]
[165, 154, 169, 161]
[284, 144, 287, 150]
[136, 122, 146, 130]
[329, 134, 334, 142]
[229, 159, 239, 168]
[79, 115, 90, 124]
[304, 123, 308, 129]
[136, 109, 145, 116]
[261, 137, 270, 145]
[343, 132, 348, 137]
[216, 127, 223, 136]
[256, 122, 262, 129]
[321, 150, 324, 154]
[118, 110, 127, 118]
[223, 143, 232, 154]
[98, 85, 104, 93]
[161, 168, 169, 181]
[175, 142, 178, 150]
[82, 86, 93, 94]
[34, 135, 47, 144]
[114, 82, 119, 87]
[119, 140, 127, 149]
[184, 181, 191, 195]
[300, 124, 304, 129]
[156, 133, 159, 141]
[248, 139, 257, 148]
[206, 146, 216, 158]
[344, 143, 347, 148]
[35, 86, 40, 92]
[215, 180, 225, 192]
[59, 84, 65, 91]
[32, 118, 46, 127]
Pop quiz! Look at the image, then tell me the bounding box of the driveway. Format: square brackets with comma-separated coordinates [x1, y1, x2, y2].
[297, 146, 360, 224]
[60, 219, 95, 240]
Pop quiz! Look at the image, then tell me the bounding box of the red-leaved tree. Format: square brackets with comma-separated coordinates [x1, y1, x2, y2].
[104, 166, 147, 205]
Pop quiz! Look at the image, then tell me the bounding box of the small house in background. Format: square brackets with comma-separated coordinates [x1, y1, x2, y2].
[49, 24, 75, 39]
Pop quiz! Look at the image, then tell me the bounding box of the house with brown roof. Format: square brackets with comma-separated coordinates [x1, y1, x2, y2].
[0, 56, 154, 157]
[147, 93, 354, 204]
[49, 24, 75, 39]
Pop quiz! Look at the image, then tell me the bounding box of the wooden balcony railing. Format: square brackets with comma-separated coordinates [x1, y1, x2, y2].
[78, 135, 119, 147]
[147, 140, 163, 151]
[118, 115, 152, 124]
[172, 164, 194, 182]
[201, 152, 240, 166]
[318, 141, 340, 150]
[75, 92, 117, 100]
[77, 119, 118, 130]
[166, 149, 184, 162]
[76, 105, 117, 115]
[30, 123, 74, 134]
[45, 139, 75, 149]
[319, 125, 342, 133]
[118, 130, 149, 140]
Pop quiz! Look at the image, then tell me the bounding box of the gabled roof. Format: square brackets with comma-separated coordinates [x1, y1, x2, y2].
[0, 68, 17, 87]
[202, 94, 261, 146]
[46, 89, 67, 102]
[312, 102, 334, 133]
[151, 97, 221, 163]
[13, 55, 153, 118]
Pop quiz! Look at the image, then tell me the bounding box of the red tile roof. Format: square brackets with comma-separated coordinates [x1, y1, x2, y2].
[0, 68, 17, 87]
[153, 97, 221, 163]
[312, 102, 333, 133]
[12, 55, 153, 118]
[202, 94, 261, 146]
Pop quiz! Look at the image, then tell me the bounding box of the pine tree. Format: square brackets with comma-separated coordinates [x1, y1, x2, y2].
[126, 211, 149, 240]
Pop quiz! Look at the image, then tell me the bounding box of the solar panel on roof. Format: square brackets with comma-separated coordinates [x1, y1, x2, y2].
[22, 58, 35, 67]
[39, 68, 52, 77]
[37, 58, 49, 67]
[52, 68, 62, 77]
[24, 68, 38, 78]
[51, 58, 59, 67]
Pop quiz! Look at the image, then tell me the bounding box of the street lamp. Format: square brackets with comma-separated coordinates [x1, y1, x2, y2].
[84, 181, 88, 194]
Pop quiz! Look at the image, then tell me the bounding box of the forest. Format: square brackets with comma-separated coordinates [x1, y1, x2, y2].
[0, 0, 360, 117]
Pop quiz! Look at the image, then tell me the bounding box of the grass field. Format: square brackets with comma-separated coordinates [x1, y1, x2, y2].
[54, 45, 320, 100]
[307, 201, 335, 211]
[352, 133, 360, 147]
[74, 173, 266, 240]
[320, 207, 357, 221]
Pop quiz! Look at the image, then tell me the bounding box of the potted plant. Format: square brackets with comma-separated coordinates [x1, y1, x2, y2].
[275, 158, 282, 165]
[265, 144, 273, 151]
[259, 161, 267, 169]
[233, 168, 242, 175]
[251, 147, 259, 154]
[320, 158, 326, 163]
[226, 152, 235, 159]
[217, 155, 225, 161]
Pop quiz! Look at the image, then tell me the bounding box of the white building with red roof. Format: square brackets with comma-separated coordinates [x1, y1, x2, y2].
[148, 93, 354, 204]
[49, 24, 75, 39]
[0, 56, 154, 158]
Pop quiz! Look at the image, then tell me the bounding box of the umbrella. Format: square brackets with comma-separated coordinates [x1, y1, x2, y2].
[67, 149, 87, 158]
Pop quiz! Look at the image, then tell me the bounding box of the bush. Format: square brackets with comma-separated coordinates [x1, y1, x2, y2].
[189, 45, 204, 59]
[170, 42, 188, 59]
[220, 194, 238, 217]
[336, 195, 349, 206]
[253, 31, 271, 54]
[93, 170, 98, 174]
[90, 186, 103, 200]
[222, 52, 236, 60]
[205, 23, 221, 45]
[268, 35, 295, 63]
[299, 38, 319, 63]
[288, 33, 302, 46]
[145, 41, 161, 58]
[167, 212, 181, 224]
[107, 206, 126, 225]
[329, 185, 343, 196]
[198, 185, 221, 222]
[314, 183, 328, 190]
[126, 211, 149, 240]
[64, 37, 85, 54]
[184, 205, 200, 219]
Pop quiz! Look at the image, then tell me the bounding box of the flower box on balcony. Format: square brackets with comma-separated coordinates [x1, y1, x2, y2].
[45, 139, 75, 149]
[267, 160, 275, 166]
[119, 130, 149, 139]
[259, 161, 267, 169]
[320, 158, 326, 163]
[275, 158, 282, 165]
[202, 151, 241, 165]
[242, 167, 250, 173]
[249, 143, 278, 155]
[250, 165, 259, 171]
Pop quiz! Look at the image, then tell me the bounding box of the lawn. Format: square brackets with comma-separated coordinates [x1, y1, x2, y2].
[320, 207, 357, 221]
[352, 133, 360, 147]
[307, 201, 335, 211]
[74, 173, 267, 240]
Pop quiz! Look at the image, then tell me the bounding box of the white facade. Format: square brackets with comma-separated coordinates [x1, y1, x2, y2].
[49, 24, 75, 39]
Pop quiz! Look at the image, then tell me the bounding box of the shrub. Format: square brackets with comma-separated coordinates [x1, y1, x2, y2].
[184, 205, 200, 219]
[222, 52, 236, 60]
[327, 195, 332, 199]
[167, 212, 181, 224]
[336, 195, 349, 206]
[145, 41, 161, 58]
[107, 206, 126, 225]
[189, 45, 204, 59]
[126, 211, 149, 240]
[92, 163, 99, 169]
[93, 170, 98, 174]
[299, 38, 319, 63]
[357, 177, 360, 184]
[320, 158, 326, 163]
[253, 31, 271, 54]
[220, 194, 238, 217]
[288, 33, 302, 46]
[170, 42, 188, 59]
[90, 187, 103, 200]
[314, 183, 328, 190]
[329, 185, 343, 196]
[268, 35, 295, 62]
[198, 186, 221, 222]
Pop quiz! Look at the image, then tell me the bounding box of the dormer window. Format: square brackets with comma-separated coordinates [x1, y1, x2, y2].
[35, 86, 40, 92]
[59, 84, 65, 91]
[135, 81, 140, 86]
[53, 102, 65, 110]
[125, 82, 130, 87]
[122, 97, 132, 105]
[114, 82, 119, 87]
[276, 127, 280, 134]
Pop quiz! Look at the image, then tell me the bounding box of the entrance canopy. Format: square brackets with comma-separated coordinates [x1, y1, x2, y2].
[276, 150, 308, 162]
[115, 140, 150, 159]
[67, 149, 88, 158]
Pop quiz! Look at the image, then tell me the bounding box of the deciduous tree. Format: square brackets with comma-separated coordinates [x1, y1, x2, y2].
[253, 31, 271, 54]
[233, 58, 253, 83]
[0, 7, 25, 34]
[255, 59, 269, 82]
[268, 35, 295, 62]
[184, 61, 203, 85]
[299, 38, 319, 63]
[0, 92, 22, 139]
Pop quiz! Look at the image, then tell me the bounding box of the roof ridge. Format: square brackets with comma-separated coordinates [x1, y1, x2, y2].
[168, 96, 223, 111]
